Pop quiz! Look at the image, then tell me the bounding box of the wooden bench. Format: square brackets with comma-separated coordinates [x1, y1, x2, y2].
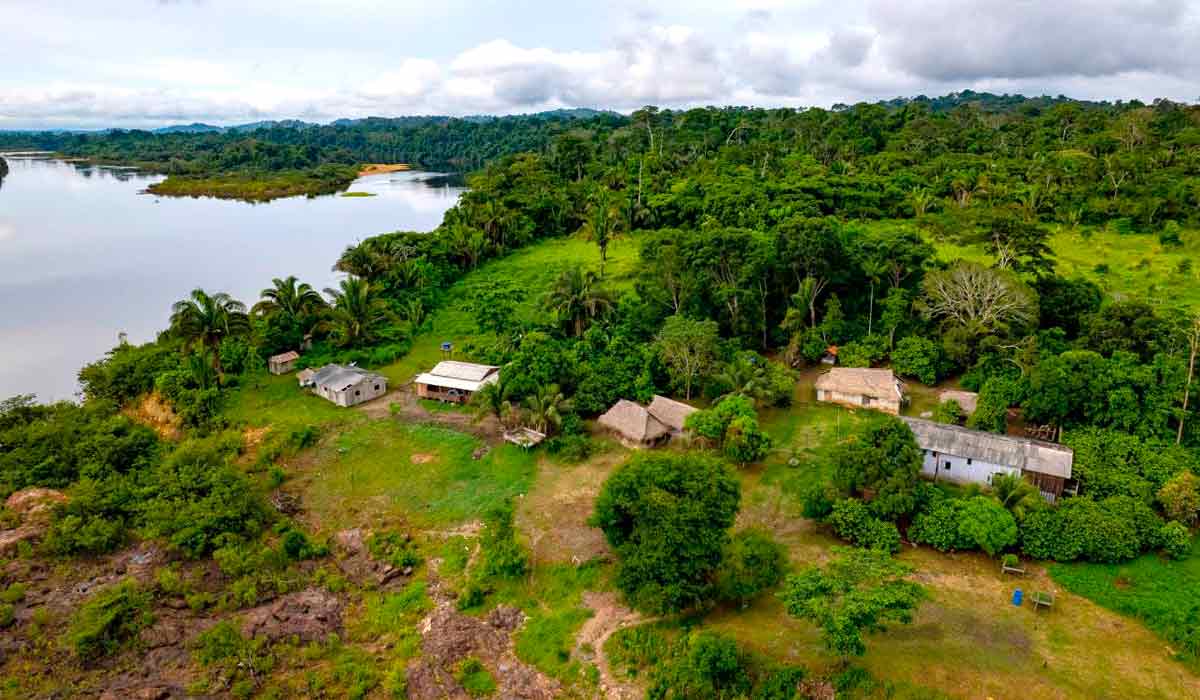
[1000, 557, 1026, 576]
[1031, 591, 1055, 610]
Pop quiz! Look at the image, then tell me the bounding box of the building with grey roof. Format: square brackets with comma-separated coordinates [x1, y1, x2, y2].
[301, 364, 388, 407]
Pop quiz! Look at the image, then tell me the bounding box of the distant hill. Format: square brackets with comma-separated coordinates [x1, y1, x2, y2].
[152, 123, 224, 134]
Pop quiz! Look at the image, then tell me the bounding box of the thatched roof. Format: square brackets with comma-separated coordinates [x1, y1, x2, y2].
[599, 399, 670, 444]
[815, 368, 903, 400]
[938, 390, 979, 415]
[900, 417, 1073, 479]
[270, 350, 300, 363]
[647, 395, 697, 432]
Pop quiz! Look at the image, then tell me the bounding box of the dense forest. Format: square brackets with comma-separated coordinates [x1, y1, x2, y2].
[3, 92, 1200, 697]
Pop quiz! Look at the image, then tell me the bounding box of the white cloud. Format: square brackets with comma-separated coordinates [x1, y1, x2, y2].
[1, 1, 1198, 129]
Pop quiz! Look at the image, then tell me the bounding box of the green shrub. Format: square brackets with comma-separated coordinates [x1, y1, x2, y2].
[545, 434, 597, 462]
[455, 657, 496, 697]
[0, 604, 13, 628]
[194, 620, 275, 693]
[932, 400, 965, 426]
[477, 501, 528, 580]
[65, 580, 154, 662]
[1, 583, 27, 604]
[890, 336, 942, 385]
[716, 529, 788, 605]
[281, 528, 328, 561]
[1160, 521, 1192, 560]
[828, 499, 901, 553]
[648, 630, 750, 700]
[367, 531, 423, 570]
[913, 497, 1017, 556]
[723, 415, 772, 465]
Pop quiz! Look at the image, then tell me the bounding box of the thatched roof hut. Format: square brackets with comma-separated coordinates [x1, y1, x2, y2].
[598, 399, 670, 448]
[647, 395, 697, 433]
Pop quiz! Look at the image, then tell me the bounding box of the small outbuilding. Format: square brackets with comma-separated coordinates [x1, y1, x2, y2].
[815, 368, 905, 415]
[414, 361, 500, 404]
[821, 345, 839, 365]
[938, 389, 979, 416]
[598, 399, 671, 448]
[269, 351, 301, 375]
[305, 364, 388, 407]
[900, 416, 1074, 501]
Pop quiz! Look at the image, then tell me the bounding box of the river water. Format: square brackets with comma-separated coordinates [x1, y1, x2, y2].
[0, 156, 464, 401]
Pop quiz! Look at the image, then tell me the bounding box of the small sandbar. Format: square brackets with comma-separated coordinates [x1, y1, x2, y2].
[358, 163, 410, 176]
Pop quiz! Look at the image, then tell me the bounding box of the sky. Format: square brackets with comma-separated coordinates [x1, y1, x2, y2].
[2, 0, 1199, 130]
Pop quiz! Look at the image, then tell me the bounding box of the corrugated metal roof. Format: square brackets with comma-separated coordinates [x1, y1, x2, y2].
[900, 417, 1073, 479]
[270, 351, 300, 363]
[428, 361, 499, 382]
[310, 364, 385, 392]
[414, 372, 498, 392]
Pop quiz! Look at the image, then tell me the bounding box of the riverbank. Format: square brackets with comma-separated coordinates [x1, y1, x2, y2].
[145, 165, 359, 202]
[358, 163, 410, 176]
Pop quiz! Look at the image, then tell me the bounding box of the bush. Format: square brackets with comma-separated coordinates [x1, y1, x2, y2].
[1158, 471, 1200, 526]
[723, 415, 772, 465]
[65, 580, 154, 662]
[932, 399, 965, 425]
[828, 499, 901, 553]
[649, 631, 750, 700]
[477, 500, 527, 581]
[913, 497, 1017, 556]
[591, 453, 740, 613]
[455, 657, 496, 698]
[890, 336, 942, 385]
[544, 434, 597, 462]
[280, 527, 328, 561]
[830, 416, 923, 519]
[685, 395, 757, 444]
[967, 376, 1022, 434]
[837, 336, 888, 368]
[366, 531, 423, 570]
[1020, 508, 1076, 560]
[716, 529, 788, 605]
[1160, 521, 1193, 560]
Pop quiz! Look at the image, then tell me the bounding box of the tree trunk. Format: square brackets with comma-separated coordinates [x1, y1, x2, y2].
[1179, 332, 1198, 444]
[867, 281, 874, 336]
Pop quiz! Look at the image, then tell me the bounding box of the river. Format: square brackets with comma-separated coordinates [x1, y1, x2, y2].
[0, 156, 465, 401]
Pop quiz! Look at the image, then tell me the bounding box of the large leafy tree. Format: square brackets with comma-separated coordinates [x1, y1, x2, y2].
[546, 266, 614, 337]
[323, 276, 391, 347]
[580, 186, 624, 276]
[780, 547, 925, 662]
[169, 288, 250, 378]
[591, 453, 741, 614]
[831, 416, 923, 519]
[655, 315, 719, 400]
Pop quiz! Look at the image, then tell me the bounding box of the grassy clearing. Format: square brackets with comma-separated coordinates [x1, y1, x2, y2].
[378, 233, 641, 385]
[223, 373, 360, 434]
[1050, 536, 1200, 669]
[928, 223, 1200, 308]
[291, 420, 537, 532]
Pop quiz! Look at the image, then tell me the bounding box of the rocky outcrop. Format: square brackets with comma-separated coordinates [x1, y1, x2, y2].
[0, 487, 68, 555]
[241, 588, 343, 643]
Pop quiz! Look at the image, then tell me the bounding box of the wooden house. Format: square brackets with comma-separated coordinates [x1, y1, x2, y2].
[414, 361, 499, 404]
[900, 417, 1074, 501]
[268, 350, 300, 375]
[815, 368, 905, 414]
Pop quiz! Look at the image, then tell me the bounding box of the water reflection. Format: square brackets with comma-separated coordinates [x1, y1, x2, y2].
[0, 156, 465, 401]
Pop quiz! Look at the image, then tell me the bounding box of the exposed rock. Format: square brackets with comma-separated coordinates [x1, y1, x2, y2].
[271, 490, 300, 515]
[486, 604, 525, 632]
[5, 487, 68, 522]
[0, 525, 43, 556]
[241, 588, 343, 643]
[333, 528, 412, 589]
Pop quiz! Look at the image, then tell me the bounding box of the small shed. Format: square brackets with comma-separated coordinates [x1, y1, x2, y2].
[821, 345, 839, 365]
[938, 389, 979, 416]
[297, 368, 316, 387]
[598, 399, 670, 448]
[307, 364, 388, 407]
[414, 361, 500, 404]
[269, 351, 300, 375]
[815, 368, 905, 415]
[646, 395, 698, 435]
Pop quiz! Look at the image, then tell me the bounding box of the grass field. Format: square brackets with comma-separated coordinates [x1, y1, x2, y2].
[288, 420, 538, 532]
[1050, 537, 1200, 669]
[378, 232, 641, 385]
[927, 223, 1200, 308]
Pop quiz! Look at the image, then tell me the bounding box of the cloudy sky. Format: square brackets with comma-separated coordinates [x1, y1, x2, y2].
[3, 0, 1199, 130]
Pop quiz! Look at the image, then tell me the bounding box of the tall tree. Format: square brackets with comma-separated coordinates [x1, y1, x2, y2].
[252, 275, 326, 332]
[546, 267, 614, 337]
[656, 315, 719, 400]
[169, 288, 249, 378]
[323, 277, 391, 347]
[580, 186, 624, 276]
[918, 261, 1037, 336]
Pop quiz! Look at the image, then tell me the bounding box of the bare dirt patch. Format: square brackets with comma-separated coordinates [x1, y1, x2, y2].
[411, 453, 437, 464]
[123, 391, 182, 441]
[358, 163, 411, 176]
[516, 451, 626, 565]
[574, 591, 646, 700]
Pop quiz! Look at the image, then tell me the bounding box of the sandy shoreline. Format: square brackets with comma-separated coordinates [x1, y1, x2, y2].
[358, 163, 411, 176]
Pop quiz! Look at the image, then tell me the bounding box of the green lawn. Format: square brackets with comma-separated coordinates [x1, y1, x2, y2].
[378, 232, 641, 385]
[291, 420, 538, 531]
[222, 372, 365, 434]
[1050, 535, 1200, 668]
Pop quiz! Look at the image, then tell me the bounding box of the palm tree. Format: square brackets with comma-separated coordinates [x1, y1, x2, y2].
[714, 355, 771, 405]
[580, 187, 624, 276]
[472, 378, 513, 427]
[546, 267, 614, 337]
[323, 277, 391, 347]
[170, 288, 249, 377]
[524, 384, 570, 435]
[992, 473, 1041, 521]
[253, 276, 326, 332]
[909, 186, 934, 217]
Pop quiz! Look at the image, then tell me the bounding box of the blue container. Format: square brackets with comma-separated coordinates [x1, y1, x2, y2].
[1012, 589, 1024, 606]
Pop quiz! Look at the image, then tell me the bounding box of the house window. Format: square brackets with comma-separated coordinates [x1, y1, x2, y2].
[944, 462, 952, 471]
[374, 384, 380, 391]
[967, 458, 973, 465]
[355, 390, 361, 396]
[862, 396, 873, 406]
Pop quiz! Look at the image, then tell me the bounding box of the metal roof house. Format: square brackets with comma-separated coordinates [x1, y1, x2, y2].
[414, 361, 500, 404]
[268, 350, 300, 375]
[815, 368, 905, 415]
[301, 364, 388, 407]
[900, 417, 1074, 500]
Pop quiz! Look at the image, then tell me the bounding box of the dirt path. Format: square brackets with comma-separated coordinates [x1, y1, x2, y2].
[574, 591, 647, 700]
[358, 386, 504, 442]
